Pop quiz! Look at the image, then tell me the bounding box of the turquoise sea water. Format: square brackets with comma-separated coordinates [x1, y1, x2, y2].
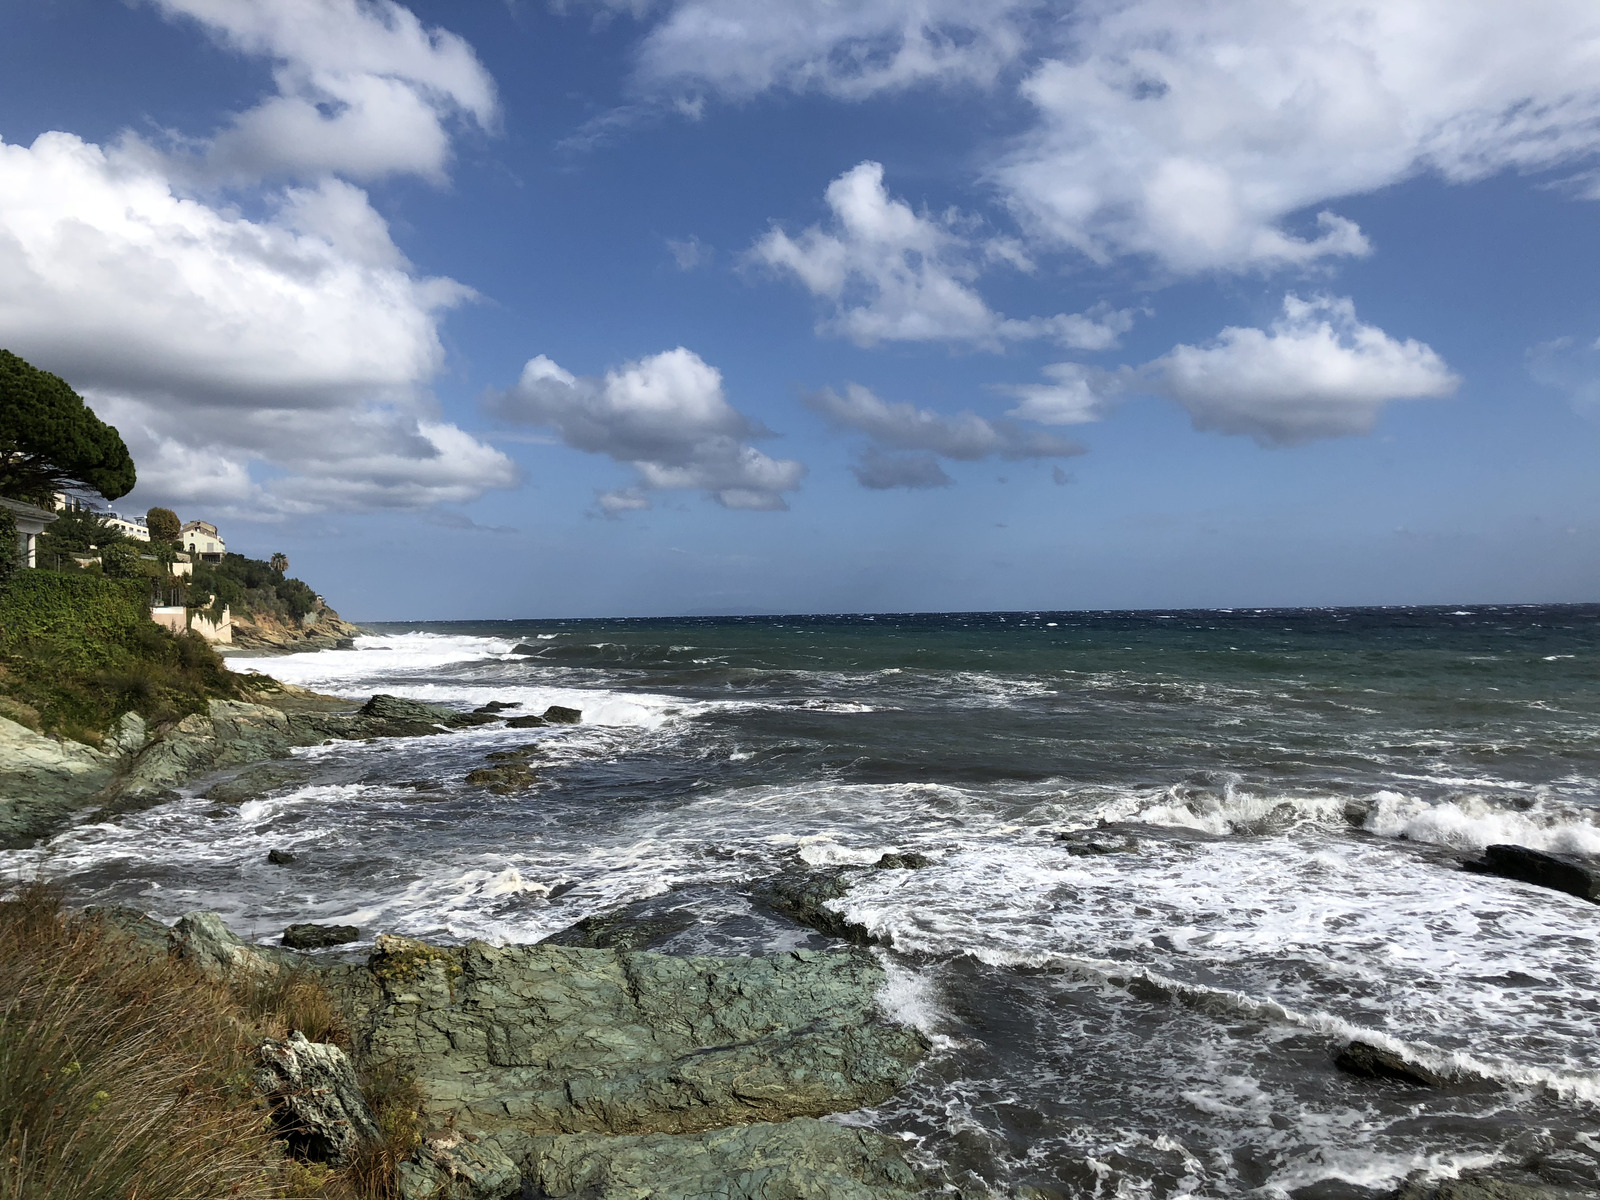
[11, 604, 1600, 1197]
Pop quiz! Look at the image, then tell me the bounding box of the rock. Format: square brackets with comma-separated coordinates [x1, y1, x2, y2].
[506, 1118, 923, 1200]
[473, 702, 521, 714]
[1334, 1040, 1448, 1087]
[103, 711, 150, 757]
[324, 940, 927, 1138]
[756, 866, 878, 944]
[81, 904, 171, 955]
[504, 714, 547, 729]
[357, 694, 460, 737]
[448, 712, 501, 727]
[542, 705, 582, 724]
[486, 746, 541, 763]
[464, 764, 537, 794]
[206, 761, 314, 806]
[0, 714, 119, 848]
[1462, 844, 1600, 903]
[510, 643, 541, 655]
[254, 1031, 381, 1164]
[547, 881, 578, 900]
[169, 911, 286, 978]
[1054, 833, 1138, 856]
[1391, 1173, 1567, 1200]
[874, 852, 932, 870]
[283, 923, 361, 950]
[541, 903, 701, 953]
[397, 1130, 523, 1200]
[268, 848, 298, 865]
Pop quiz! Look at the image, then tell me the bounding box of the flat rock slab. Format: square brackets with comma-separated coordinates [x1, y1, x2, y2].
[1463, 844, 1600, 903]
[508, 1118, 922, 1200]
[323, 939, 927, 1138]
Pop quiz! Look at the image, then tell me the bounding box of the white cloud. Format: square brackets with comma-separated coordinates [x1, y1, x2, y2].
[152, 0, 497, 183]
[1001, 362, 1113, 426]
[606, 2, 1600, 276]
[807, 381, 1081, 489]
[490, 347, 805, 512]
[999, 0, 1600, 272]
[0, 131, 515, 513]
[1141, 295, 1459, 444]
[594, 0, 1036, 100]
[750, 161, 1133, 349]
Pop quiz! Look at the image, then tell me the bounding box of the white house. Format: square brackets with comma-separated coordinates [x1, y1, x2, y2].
[1, 497, 57, 567]
[103, 511, 150, 541]
[181, 520, 226, 562]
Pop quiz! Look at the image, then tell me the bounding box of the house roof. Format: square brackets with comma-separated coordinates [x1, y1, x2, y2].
[0, 497, 58, 524]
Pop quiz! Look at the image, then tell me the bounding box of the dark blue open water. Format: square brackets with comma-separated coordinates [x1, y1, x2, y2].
[10, 605, 1600, 1197]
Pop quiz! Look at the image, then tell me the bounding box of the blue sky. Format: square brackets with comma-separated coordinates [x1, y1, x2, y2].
[2, 0, 1598, 618]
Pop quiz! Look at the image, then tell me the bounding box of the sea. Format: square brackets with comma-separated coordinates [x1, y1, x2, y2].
[9, 604, 1600, 1198]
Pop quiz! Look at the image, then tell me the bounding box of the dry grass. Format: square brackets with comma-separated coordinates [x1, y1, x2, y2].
[0, 886, 420, 1200]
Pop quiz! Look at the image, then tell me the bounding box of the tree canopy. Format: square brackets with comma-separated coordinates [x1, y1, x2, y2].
[0, 350, 136, 504]
[146, 507, 180, 544]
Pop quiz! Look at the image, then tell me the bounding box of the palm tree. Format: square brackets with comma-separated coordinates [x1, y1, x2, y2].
[269, 552, 288, 575]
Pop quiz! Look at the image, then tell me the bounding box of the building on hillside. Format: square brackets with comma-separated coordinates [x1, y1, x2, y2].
[47, 493, 150, 541]
[1, 497, 57, 567]
[181, 520, 226, 562]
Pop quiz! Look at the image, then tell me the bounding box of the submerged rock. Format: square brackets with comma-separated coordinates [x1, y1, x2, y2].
[874, 852, 932, 870]
[283, 923, 361, 949]
[255, 1031, 381, 1164]
[474, 701, 521, 714]
[464, 764, 538, 794]
[268, 848, 298, 865]
[1462, 844, 1600, 903]
[1335, 1040, 1448, 1087]
[504, 714, 548, 729]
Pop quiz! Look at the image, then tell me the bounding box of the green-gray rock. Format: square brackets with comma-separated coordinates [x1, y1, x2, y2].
[325, 938, 927, 1138]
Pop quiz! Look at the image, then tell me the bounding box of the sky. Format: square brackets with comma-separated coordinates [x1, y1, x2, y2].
[1, 0, 1598, 619]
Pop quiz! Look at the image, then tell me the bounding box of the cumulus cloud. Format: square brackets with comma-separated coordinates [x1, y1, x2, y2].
[152, 0, 497, 182]
[1009, 295, 1457, 444]
[578, 0, 1038, 100]
[807, 381, 1082, 489]
[602, 1, 1600, 276]
[750, 161, 1134, 349]
[0, 131, 515, 514]
[489, 347, 805, 512]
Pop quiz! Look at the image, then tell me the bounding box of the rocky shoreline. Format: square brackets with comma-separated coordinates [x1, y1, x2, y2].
[94, 903, 931, 1200]
[0, 682, 571, 850]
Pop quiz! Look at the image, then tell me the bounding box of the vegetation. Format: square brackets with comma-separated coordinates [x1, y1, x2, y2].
[0, 885, 423, 1199]
[145, 506, 180, 545]
[32, 503, 124, 564]
[0, 572, 238, 743]
[0, 509, 15, 590]
[0, 350, 135, 505]
[190, 553, 319, 625]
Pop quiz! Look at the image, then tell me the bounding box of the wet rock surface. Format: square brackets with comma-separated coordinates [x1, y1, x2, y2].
[1334, 1040, 1449, 1088]
[1463, 844, 1600, 903]
[283, 922, 361, 949]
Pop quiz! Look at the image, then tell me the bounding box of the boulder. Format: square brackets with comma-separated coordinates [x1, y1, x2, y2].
[356, 695, 460, 737]
[169, 911, 285, 978]
[874, 852, 932, 870]
[504, 715, 547, 729]
[756, 866, 878, 944]
[206, 761, 314, 806]
[473, 702, 521, 714]
[1334, 1040, 1448, 1087]
[283, 923, 361, 950]
[542, 705, 582, 724]
[268, 848, 298, 865]
[1462, 844, 1600, 903]
[254, 1031, 381, 1164]
[1392, 1173, 1568, 1200]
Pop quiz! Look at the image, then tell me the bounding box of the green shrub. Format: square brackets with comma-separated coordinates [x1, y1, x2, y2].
[0, 509, 16, 591]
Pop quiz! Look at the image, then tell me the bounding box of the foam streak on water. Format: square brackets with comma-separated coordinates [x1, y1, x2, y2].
[8, 607, 1600, 1198]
